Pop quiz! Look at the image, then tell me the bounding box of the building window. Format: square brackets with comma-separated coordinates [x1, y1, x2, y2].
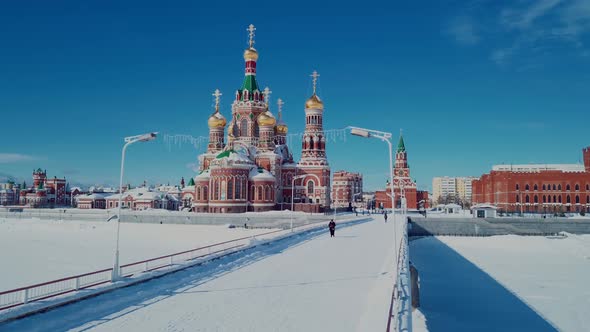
[265, 186, 271, 201]
[534, 184, 538, 191]
[567, 195, 571, 204]
[235, 180, 241, 199]
[543, 195, 546, 203]
[221, 180, 226, 200]
[566, 184, 571, 191]
[553, 184, 556, 191]
[516, 184, 520, 191]
[203, 186, 208, 201]
[534, 195, 538, 203]
[257, 186, 263, 201]
[525, 195, 530, 203]
[196, 186, 201, 200]
[558, 184, 562, 191]
[542, 184, 546, 190]
[575, 184, 580, 191]
[240, 119, 248, 136]
[214, 182, 220, 200]
[558, 196, 562, 203]
[587, 196, 589, 204]
[307, 181, 315, 195]
[587, 184, 589, 191]
[553, 195, 557, 203]
[576, 195, 580, 204]
[525, 184, 530, 191]
[227, 180, 233, 200]
[516, 195, 520, 203]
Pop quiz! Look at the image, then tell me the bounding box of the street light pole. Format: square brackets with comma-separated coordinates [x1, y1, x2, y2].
[112, 132, 157, 282]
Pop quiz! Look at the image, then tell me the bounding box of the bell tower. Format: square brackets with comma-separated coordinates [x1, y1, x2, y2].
[584, 146, 590, 172]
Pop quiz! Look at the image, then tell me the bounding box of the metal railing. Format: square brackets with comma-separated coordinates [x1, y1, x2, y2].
[386, 215, 412, 332]
[0, 217, 352, 313]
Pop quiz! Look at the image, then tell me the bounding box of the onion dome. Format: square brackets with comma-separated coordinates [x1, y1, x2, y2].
[305, 94, 324, 110]
[243, 47, 259, 62]
[257, 111, 276, 126]
[208, 111, 227, 128]
[276, 121, 288, 135]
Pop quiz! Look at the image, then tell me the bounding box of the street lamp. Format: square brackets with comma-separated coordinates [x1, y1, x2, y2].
[349, 126, 398, 258]
[112, 132, 157, 282]
[291, 174, 308, 232]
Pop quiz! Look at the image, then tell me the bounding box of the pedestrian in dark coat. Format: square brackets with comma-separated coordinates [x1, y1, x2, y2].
[384, 212, 388, 223]
[328, 219, 336, 237]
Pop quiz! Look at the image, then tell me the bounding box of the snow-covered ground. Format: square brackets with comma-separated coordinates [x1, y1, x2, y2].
[411, 234, 590, 332]
[1, 217, 397, 332]
[0, 218, 277, 290]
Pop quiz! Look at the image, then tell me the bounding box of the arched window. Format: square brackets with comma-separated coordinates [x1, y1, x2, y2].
[221, 180, 227, 200]
[543, 195, 546, 203]
[534, 195, 538, 203]
[567, 195, 571, 204]
[558, 196, 562, 203]
[257, 186, 263, 201]
[265, 186, 271, 201]
[516, 184, 520, 191]
[553, 184, 556, 190]
[587, 184, 589, 191]
[240, 119, 248, 136]
[553, 195, 557, 203]
[307, 181, 315, 195]
[558, 184, 562, 191]
[235, 179, 241, 199]
[203, 186, 208, 201]
[566, 184, 571, 191]
[196, 186, 201, 200]
[587, 196, 589, 204]
[575, 184, 580, 191]
[542, 184, 546, 190]
[227, 180, 233, 200]
[242, 180, 247, 200]
[516, 195, 520, 203]
[525, 195, 530, 203]
[576, 195, 580, 204]
[525, 184, 530, 191]
[534, 184, 538, 191]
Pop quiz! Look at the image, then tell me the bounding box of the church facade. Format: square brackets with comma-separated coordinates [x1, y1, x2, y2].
[181, 25, 331, 213]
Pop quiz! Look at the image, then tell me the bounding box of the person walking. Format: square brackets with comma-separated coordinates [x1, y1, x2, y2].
[328, 219, 336, 237]
[384, 211, 388, 223]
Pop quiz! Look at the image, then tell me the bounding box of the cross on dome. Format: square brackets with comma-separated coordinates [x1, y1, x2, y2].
[311, 70, 320, 94]
[277, 98, 284, 114]
[212, 89, 222, 111]
[248, 24, 256, 48]
[262, 86, 272, 105]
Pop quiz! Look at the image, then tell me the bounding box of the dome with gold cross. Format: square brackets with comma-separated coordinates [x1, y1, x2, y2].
[208, 89, 226, 128]
[305, 70, 324, 110]
[243, 24, 259, 62]
[275, 98, 288, 134]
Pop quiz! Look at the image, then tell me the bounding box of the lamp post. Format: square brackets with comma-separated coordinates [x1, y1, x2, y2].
[349, 126, 398, 255]
[112, 132, 157, 282]
[291, 174, 308, 232]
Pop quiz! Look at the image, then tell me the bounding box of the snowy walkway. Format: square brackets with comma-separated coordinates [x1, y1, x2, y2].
[1, 217, 398, 332]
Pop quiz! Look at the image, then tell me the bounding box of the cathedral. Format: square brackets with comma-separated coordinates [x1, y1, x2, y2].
[181, 25, 331, 213]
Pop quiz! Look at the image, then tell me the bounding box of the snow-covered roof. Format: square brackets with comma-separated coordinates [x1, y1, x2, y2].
[106, 187, 175, 201]
[249, 167, 276, 181]
[78, 193, 110, 200]
[471, 203, 498, 210]
[195, 170, 211, 179]
[492, 164, 585, 173]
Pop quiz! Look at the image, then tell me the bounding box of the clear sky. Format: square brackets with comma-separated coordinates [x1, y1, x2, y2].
[1, 0, 589, 191]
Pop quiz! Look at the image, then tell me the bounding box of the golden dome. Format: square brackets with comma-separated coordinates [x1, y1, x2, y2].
[243, 47, 259, 62]
[305, 94, 324, 110]
[276, 122, 288, 135]
[208, 111, 227, 128]
[257, 111, 276, 127]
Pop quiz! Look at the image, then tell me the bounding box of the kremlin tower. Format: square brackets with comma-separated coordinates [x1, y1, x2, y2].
[181, 24, 331, 213]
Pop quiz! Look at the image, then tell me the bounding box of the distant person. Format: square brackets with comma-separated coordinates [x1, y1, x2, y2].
[384, 212, 388, 223]
[328, 219, 336, 237]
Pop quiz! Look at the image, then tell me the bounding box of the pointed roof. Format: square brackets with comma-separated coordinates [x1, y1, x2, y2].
[187, 177, 195, 186]
[397, 135, 406, 153]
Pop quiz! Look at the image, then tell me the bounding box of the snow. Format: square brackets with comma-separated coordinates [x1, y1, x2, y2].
[249, 167, 276, 181]
[2, 217, 398, 331]
[0, 218, 277, 290]
[411, 234, 590, 332]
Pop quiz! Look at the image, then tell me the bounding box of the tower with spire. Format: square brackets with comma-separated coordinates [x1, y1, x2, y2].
[296, 70, 331, 207]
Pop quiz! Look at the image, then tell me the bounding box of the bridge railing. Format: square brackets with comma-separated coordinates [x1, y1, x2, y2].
[0, 217, 355, 313]
[386, 214, 412, 332]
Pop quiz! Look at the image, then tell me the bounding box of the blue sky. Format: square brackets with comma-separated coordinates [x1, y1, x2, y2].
[1, 0, 589, 191]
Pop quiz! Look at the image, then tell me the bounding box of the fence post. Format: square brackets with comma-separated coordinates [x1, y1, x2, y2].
[22, 289, 29, 304]
[75, 277, 80, 291]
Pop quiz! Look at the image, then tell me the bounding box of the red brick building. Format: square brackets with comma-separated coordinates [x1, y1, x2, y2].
[332, 171, 363, 208]
[375, 135, 429, 210]
[19, 169, 68, 207]
[472, 147, 590, 214]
